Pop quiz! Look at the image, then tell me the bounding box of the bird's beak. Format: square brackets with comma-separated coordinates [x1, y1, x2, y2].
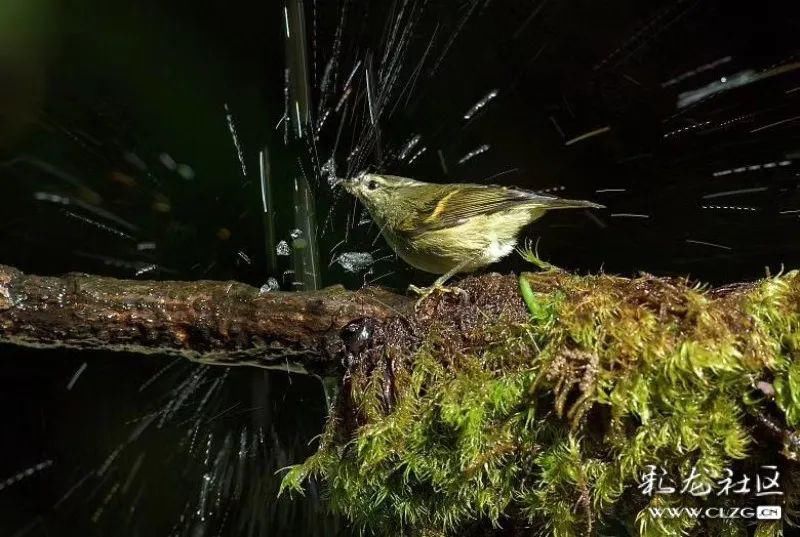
[340, 177, 355, 194]
[341, 171, 367, 195]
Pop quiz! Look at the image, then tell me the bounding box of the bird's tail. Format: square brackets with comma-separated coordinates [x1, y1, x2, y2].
[529, 196, 605, 210]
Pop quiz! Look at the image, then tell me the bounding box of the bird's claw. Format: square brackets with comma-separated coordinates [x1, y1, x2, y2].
[407, 283, 429, 297]
[408, 283, 469, 309]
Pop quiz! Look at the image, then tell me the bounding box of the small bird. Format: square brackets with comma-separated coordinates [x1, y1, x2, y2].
[342, 173, 603, 293]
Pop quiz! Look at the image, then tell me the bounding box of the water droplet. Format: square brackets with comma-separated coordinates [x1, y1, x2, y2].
[177, 163, 195, 180]
[123, 151, 147, 171]
[259, 278, 280, 294]
[321, 157, 339, 188]
[335, 252, 374, 273]
[135, 264, 158, 277]
[159, 153, 177, 171]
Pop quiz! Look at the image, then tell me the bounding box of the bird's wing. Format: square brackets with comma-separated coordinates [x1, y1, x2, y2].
[403, 184, 600, 234]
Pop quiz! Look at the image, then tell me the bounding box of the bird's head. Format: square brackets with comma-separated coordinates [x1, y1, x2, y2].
[342, 172, 423, 222]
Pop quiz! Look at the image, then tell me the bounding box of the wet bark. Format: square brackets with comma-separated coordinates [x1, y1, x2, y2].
[0, 264, 411, 374]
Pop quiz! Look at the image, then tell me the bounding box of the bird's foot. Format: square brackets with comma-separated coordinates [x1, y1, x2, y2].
[408, 283, 469, 309]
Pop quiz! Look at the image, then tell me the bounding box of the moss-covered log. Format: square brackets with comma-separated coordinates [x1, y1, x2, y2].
[282, 270, 800, 537]
[2, 262, 800, 535]
[0, 264, 408, 374]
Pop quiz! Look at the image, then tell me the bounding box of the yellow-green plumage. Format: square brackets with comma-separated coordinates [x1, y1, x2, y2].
[343, 173, 603, 277]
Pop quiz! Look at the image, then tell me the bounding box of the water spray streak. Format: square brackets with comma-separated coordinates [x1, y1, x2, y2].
[565, 126, 611, 146]
[686, 239, 733, 251]
[61, 210, 136, 241]
[224, 103, 248, 178]
[0, 461, 54, 492]
[457, 144, 490, 165]
[464, 89, 499, 120]
[66, 362, 89, 390]
[702, 187, 769, 199]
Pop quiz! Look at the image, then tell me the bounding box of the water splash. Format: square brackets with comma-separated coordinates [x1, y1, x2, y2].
[335, 251, 374, 273]
[259, 278, 280, 294]
[321, 157, 338, 187]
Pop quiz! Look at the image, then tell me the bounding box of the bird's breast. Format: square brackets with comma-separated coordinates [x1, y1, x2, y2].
[379, 212, 529, 274]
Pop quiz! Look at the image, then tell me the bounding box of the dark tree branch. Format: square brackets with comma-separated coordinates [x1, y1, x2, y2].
[0, 264, 411, 374]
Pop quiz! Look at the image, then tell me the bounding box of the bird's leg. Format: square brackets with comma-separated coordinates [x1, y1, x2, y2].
[408, 260, 471, 305]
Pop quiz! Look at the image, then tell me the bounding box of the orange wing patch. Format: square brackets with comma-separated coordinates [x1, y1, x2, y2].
[423, 189, 460, 224]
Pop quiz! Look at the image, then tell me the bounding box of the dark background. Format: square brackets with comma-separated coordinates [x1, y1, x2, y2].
[0, 0, 799, 535]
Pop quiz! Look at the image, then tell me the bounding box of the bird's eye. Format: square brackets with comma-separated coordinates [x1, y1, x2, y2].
[367, 180, 379, 191]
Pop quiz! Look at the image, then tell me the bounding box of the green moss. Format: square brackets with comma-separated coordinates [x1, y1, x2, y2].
[281, 270, 800, 536]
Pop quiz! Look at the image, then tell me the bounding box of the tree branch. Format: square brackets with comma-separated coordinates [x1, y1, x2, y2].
[0, 264, 411, 374]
